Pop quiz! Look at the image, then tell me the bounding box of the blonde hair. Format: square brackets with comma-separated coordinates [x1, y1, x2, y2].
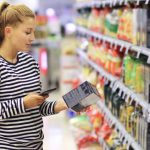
[0, 2, 35, 45]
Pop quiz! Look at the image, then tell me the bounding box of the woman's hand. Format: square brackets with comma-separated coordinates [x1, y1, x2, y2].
[54, 98, 68, 113]
[23, 93, 48, 109]
[76, 106, 91, 115]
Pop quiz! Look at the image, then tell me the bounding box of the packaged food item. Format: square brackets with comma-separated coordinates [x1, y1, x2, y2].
[87, 8, 101, 32]
[98, 121, 112, 140]
[63, 81, 100, 112]
[117, 8, 134, 43]
[134, 60, 144, 93]
[142, 8, 150, 48]
[111, 91, 125, 119]
[105, 9, 120, 38]
[104, 81, 112, 107]
[96, 75, 105, 100]
[69, 114, 92, 132]
[126, 104, 135, 133]
[138, 117, 150, 150]
[123, 55, 134, 88]
[144, 64, 150, 103]
[86, 105, 104, 134]
[77, 134, 99, 149]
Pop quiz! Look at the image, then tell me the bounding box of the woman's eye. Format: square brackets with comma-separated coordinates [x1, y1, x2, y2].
[25, 32, 31, 35]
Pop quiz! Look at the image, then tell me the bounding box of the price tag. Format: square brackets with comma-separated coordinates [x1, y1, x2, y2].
[98, 34, 102, 41]
[125, 45, 130, 55]
[114, 41, 118, 49]
[123, 138, 128, 145]
[109, 0, 113, 7]
[120, 43, 124, 52]
[147, 56, 150, 64]
[102, 38, 106, 45]
[145, 0, 150, 4]
[110, 39, 113, 48]
[125, 0, 128, 5]
[113, 0, 118, 6]
[118, 89, 122, 97]
[136, 0, 140, 5]
[113, 82, 119, 92]
[102, 1, 106, 7]
[119, 0, 124, 5]
[98, 1, 102, 8]
[136, 49, 141, 59]
[127, 142, 130, 150]
[125, 90, 131, 102]
[147, 108, 150, 122]
[110, 81, 115, 88]
[122, 91, 126, 99]
[120, 133, 124, 141]
[129, 95, 135, 105]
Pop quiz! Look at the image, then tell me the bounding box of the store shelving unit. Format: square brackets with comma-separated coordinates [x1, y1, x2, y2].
[97, 100, 143, 150]
[75, 0, 150, 9]
[77, 49, 150, 121]
[75, 0, 150, 149]
[76, 26, 150, 64]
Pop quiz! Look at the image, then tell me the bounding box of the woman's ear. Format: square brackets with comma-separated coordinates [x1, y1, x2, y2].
[4, 26, 12, 37]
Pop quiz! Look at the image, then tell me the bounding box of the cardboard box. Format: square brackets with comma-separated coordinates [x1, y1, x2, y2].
[144, 8, 150, 48]
[62, 81, 100, 112]
[144, 64, 150, 103]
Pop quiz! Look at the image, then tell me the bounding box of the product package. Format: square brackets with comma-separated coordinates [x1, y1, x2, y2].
[144, 64, 150, 103]
[62, 81, 100, 112]
[139, 117, 150, 150]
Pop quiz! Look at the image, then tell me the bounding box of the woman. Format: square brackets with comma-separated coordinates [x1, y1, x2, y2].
[0, 2, 68, 149]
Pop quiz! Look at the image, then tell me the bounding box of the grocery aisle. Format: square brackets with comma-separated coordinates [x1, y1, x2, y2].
[42, 90, 77, 150]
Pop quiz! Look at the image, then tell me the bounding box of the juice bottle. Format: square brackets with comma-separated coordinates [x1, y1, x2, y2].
[123, 55, 133, 87]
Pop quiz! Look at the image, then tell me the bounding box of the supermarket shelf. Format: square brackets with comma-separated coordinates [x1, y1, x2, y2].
[97, 100, 143, 150]
[75, 0, 149, 9]
[76, 26, 150, 64]
[77, 49, 118, 83]
[98, 136, 110, 150]
[77, 49, 150, 121]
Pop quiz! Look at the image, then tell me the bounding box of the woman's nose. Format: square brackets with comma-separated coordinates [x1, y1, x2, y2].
[30, 32, 35, 42]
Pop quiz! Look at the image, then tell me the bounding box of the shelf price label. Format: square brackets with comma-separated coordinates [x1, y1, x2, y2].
[147, 108, 150, 122]
[136, 0, 140, 5]
[109, 0, 113, 7]
[113, 0, 118, 6]
[136, 49, 141, 59]
[125, 93, 131, 103]
[147, 56, 150, 64]
[120, 43, 124, 52]
[125, 0, 129, 5]
[102, 1, 106, 7]
[125, 44, 131, 55]
[119, 0, 124, 5]
[145, 0, 150, 4]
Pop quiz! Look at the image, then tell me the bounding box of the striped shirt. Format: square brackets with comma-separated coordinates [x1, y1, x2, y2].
[0, 52, 56, 150]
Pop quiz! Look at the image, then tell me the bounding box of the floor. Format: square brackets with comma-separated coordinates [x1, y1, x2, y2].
[42, 90, 78, 150]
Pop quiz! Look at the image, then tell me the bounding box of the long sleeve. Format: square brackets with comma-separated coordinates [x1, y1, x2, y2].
[39, 100, 56, 116]
[0, 98, 26, 119]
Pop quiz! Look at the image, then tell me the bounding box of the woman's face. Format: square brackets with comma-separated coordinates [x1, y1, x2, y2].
[9, 17, 36, 52]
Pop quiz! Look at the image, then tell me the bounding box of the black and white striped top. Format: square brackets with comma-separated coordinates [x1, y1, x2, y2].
[0, 52, 56, 150]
